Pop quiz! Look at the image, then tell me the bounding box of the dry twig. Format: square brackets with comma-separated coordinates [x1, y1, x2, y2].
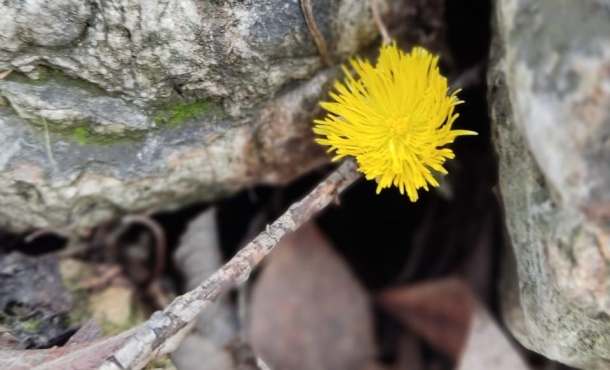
[97, 159, 360, 369]
[75, 266, 122, 291]
[24, 228, 68, 244]
[369, 0, 391, 44]
[120, 214, 167, 285]
[300, 0, 331, 66]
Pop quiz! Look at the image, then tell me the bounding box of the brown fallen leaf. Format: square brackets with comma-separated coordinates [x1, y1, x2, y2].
[249, 221, 377, 370]
[0, 70, 11, 80]
[377, 277, 474, 359]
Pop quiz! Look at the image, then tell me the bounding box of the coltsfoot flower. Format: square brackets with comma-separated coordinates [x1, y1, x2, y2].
[313, 43, 477, 201]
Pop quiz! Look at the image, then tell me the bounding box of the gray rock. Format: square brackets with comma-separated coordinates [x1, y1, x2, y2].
[0, 70, 331, 232]
[0, 0, 378, 111]
[0, 252, 73, 349]
[1, 79, 151, 134]
[490, 0, 610, 368]
[0, 0, 446, 232]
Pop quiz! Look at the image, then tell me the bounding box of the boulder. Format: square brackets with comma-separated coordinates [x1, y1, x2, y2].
[489, 0, 610, 368]
[0, 0, 443, 232]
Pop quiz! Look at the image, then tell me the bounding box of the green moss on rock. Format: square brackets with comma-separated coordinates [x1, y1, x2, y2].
[20, 318, 40, 333]
[73, 126, 139, 146]
[155, 100, 220, 127]
[56, 125, 134, 146]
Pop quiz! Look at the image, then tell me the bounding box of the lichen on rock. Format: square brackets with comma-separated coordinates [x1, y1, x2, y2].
[0, 0, 445, 232]
[490, 0, 610, 368]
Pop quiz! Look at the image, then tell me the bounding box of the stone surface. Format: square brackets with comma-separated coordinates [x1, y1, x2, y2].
[0, 0, 385, 111]
[489, 0, 610, 368]
[0, 252, 73, 349]
[0, 0, 445, 233]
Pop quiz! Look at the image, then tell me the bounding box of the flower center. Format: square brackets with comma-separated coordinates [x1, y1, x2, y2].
[386, 116, 409, 136]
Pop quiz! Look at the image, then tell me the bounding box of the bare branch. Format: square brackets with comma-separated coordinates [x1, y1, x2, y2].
[98, 159, 360, 369]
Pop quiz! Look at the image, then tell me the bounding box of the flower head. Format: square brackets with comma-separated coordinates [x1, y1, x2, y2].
[313, 43, 477, 201]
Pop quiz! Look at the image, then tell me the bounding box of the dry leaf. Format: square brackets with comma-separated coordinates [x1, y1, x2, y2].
[173, 206, 236, 345]
[377, 277, 474, 359]
[170, 335, 234, 370]
[457, 302, 529, 370]
[89, 286, 133, 328]
[249, 221, 376, 370]
[59, 258, 95, 285]
[0, 70, 11, 79]
[172, 207, 238, 369]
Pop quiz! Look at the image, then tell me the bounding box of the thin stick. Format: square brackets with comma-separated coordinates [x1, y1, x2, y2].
[300, 0, 331, 66]
[98, 159, 360, 370]
[369, 0, 391, 44]
[24, 228, 68, 243]
[120, 214, 167, 285]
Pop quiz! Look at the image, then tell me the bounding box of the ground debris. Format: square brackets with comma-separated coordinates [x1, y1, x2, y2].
[0, 252, 73, 349]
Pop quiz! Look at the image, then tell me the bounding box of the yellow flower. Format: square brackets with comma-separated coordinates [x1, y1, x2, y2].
[313, 43, 477, 201]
